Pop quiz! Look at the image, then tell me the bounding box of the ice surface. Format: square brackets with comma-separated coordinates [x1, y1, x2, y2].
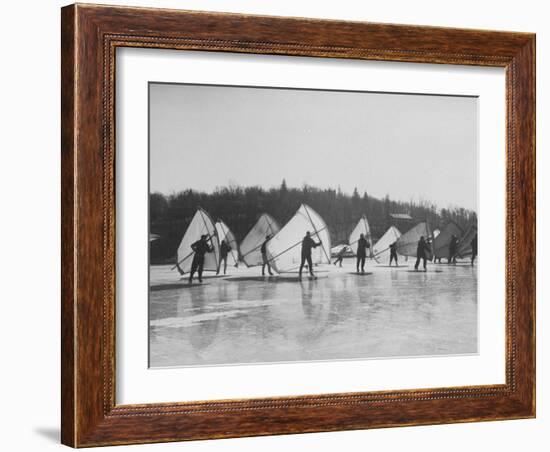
[149, 259, 477, 368]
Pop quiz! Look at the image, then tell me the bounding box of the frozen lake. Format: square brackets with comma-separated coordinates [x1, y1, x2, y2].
[149, 260, 477, 368]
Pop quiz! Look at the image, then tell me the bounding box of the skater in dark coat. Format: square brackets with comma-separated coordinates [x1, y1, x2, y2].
[356, 233, 370, 273]
[448, 234, 458, 264]
[261, 234, 274, 276]
[389, 241, 399, 266]
[217, 239, 232, 275]
[333, 245, 348, 267]
[189, 235, 213, 283]
[414, 236, 429, 272]
[471, 234, 478, 266]
[299, 231, 322, 279]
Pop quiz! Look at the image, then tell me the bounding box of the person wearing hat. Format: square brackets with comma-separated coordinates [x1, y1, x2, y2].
[189, 234, 213, 283]
[217, 239, 233, 275]
[389, 241, 399, 266]
[356, 233, 370, 273]
[299, 231, 322, 279]
[414, 235, 429, 272]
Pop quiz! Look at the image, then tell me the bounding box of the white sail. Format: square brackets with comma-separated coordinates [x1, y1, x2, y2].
[433, 221, 463, 259]
[240, 213, 281, 267]
[395, 222, 433, 259]
[215, 220, 239, 266]
[348, 215, 373, 257]
[267, 204, 331, 273]
[175, 208, 220, 274]
[372, 226, 402, 263]
[433, 229, 441, 238]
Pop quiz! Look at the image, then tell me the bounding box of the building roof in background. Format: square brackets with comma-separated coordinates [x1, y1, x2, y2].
[389, 213, 413, 221]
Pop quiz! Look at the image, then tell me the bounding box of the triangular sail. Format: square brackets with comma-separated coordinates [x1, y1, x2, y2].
[240, 213, 281, 267]
[433, 229, 441, 239]
[372, 226, 402, 263]
[432, 221, 463, 259]
[215, 221, 240, 266]
[267, 204, 332, 273]
[175, 208, 220, 274]
[395, 222, 433, 259]
[456, 225, 478, 257]
[348, 215, 373, 257]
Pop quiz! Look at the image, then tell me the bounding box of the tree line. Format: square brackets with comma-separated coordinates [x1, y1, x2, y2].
[150, 181, 477, 264]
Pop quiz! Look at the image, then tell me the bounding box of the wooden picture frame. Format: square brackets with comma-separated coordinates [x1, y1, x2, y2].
[61, 3, 535, 447]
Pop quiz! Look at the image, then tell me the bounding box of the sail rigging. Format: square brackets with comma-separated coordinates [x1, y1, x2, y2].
[240, 213, 281, 267]
[456, 225, 478, 257]
[215, 220, 240, 266]
[432, 221, 464, 259]
[372, 226, 402, 263]
[348, 215, 373, 257]
[175, 208, 220, 274]
[267, 204, 332, 273]
[395, 222, 433, 259]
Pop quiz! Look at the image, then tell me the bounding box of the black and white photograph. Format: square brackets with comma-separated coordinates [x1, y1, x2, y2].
[148, 82, 479, 368]
[1, 0, 542, 449]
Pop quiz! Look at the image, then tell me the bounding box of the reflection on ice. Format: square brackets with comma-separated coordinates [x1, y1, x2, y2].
[149, 261, 477, 368]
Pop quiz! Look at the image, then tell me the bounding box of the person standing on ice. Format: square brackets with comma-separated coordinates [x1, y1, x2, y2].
[414, 236, 429, 272]
[448, 234, 458, 265]
[356, 233, 369, 273]
[333, 245, 348, 267]
[389, 241, 399, 266]
[470, 233, 478, 266]
[217, 239, 232, 275]
[299, 231, 322, 279]
[261, 234, 274, 276]
[189, 234, 213, 284]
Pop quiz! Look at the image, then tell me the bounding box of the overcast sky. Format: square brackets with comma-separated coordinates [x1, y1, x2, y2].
[149, 83, 477, 211]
